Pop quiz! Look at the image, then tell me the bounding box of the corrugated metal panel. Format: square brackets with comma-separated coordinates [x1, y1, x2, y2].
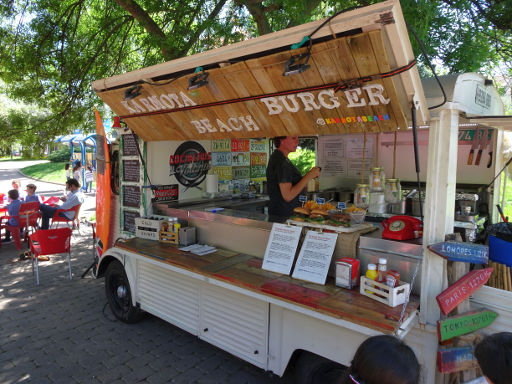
[138, 262, 200, 334]
[200, 285, 268, 368]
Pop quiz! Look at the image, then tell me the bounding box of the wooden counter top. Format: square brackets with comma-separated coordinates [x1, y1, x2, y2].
[116, 237, 419, 334]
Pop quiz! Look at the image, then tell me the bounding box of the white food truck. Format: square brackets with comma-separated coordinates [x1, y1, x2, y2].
[91, 1, 512, 382]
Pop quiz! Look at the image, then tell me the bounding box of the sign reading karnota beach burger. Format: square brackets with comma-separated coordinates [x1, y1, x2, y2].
[169, 141, 211, 189]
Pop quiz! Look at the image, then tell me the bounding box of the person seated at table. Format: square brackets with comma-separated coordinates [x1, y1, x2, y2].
[9, 179, 25, 201]
[24, 183, 42, 203]
[4, 189, 22, 242]
[39, 178, 84, 230]
[339, 335, 420, 384]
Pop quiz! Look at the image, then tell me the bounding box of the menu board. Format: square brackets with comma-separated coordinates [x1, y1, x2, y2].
[123, 185, 141, 208]
[152, 184, 179, 202]
[123, 210, 140, 232]
[262, 223, 303, 275]
[292, 231, 338, 285]
[123, 160, 140, 182]
[122, 134, 139, 156]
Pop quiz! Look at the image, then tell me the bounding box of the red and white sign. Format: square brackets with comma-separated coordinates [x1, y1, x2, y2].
[436, 268, 493, 315]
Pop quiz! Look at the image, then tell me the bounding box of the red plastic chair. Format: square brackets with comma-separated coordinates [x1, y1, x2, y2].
[0, 202, 41, 250]
[43, 196, 60, 206]
[29, 228, 72, 285]
[51, 204, 82, 234]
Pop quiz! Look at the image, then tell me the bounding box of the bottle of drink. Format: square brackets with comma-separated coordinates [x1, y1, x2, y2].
[365, 263, 378, 295]
[377, 258, 387, 283]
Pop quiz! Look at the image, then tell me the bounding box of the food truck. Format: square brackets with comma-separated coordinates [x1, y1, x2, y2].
[91, 1, 512, 382]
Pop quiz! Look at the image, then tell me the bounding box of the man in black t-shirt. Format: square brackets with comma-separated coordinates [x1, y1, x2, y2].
[266, 136, 321, 219]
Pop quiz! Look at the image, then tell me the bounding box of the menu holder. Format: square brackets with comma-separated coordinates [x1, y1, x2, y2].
[291, 231, 338, 285]
[262, 223, 302, 275]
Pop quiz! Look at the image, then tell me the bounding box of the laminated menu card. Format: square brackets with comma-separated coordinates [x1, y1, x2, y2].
[262, 223, 302, 275]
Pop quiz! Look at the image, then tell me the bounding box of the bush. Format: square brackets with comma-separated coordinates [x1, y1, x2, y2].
[48, 147, 71, 162]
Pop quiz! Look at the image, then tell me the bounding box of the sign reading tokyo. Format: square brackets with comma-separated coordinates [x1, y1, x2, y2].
[169, 141, 211, 188]
[120, 85, 391, 135]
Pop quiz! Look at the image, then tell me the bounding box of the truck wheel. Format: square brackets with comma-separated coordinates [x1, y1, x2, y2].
[105, 260, 143, 323]
[295, 352, 345, 384]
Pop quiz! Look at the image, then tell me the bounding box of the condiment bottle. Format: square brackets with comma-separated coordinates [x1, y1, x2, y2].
[365, 263, 378, 294]
[377, 258, 387, 283]
[365, 263, 378, 281]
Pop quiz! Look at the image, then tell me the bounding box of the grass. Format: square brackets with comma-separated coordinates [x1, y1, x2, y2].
[21, 161, 66, 184]
[500, 173, 512, 221]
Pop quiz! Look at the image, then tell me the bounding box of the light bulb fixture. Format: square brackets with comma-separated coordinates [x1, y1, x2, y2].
[283, 51, 311, 76]
[187, 70, 209, 90]
[124, 85, 142, 101]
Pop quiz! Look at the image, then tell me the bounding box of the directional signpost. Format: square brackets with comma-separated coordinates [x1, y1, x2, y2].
[437, 309, 498, 342]
[437, 345, 478, 373]
[436, 268, 493, 315]
[428, 242, 489, 264]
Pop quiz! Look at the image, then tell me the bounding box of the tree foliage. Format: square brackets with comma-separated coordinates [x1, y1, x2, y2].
[0, 0, 510, 151]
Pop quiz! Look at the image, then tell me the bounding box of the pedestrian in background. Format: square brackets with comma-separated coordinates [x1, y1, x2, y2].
[339, 335, 420, 384]
[73, 161, 82, 183]
[84, 166, 94, 193]
[65, 162, 71, 181]
[475, 332, 512, 384]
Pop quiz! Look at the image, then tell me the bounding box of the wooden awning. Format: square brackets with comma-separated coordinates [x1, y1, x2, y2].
[92, 0, 429, 142]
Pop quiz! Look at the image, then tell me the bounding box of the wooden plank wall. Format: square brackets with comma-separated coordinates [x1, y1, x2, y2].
[97, 30, 409, 142]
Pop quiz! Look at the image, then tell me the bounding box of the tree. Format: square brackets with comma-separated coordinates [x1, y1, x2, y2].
[0, 0, 510, 146]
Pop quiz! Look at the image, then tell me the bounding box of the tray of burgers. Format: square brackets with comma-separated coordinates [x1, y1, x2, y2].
[287, 205, 371, 233]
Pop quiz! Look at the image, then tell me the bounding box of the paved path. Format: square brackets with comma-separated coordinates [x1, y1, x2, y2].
[0, 161, 295, 384]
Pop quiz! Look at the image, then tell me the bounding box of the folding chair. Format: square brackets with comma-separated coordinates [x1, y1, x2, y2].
[29, 228, 72, 285]
[51, 204, 82, 235]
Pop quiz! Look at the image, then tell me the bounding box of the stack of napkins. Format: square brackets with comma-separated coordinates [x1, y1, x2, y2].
[179, 244, 217, 256]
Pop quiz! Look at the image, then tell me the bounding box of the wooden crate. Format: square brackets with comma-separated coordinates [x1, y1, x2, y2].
[135, 217, 165, 241]
[360, 276, 410, 307]
[159, 230, 178, 244]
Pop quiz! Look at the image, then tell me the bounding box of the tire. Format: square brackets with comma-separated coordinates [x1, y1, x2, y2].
[105, 260, 144, 323]
[294, 352, 346, 384]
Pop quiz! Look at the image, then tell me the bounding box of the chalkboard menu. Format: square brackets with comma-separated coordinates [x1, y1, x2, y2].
[123, 185, 141, 208]
[122, 134, 139, 156]
[123, 160, 140, 182]
[123, 210, 140, 232]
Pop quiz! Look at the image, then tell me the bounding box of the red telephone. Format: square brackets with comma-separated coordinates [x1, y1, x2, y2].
[382, 215, 422, 241]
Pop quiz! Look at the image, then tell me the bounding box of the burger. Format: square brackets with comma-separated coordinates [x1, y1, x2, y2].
[329, 212, 351, 227]
[308, 209, 330, 224]
[290, 207, 311, 222]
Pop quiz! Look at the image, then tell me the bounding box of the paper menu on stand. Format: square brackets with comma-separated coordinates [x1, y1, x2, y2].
[292, 231, 338, 285]
[262, 223, 302, 275]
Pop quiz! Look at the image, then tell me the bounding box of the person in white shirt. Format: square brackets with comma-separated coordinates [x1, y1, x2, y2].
[84, 166, 94, 193]
[39, 178, 85, 229]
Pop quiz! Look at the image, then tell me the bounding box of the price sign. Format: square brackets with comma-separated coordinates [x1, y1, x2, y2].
[299, 195, 308, 203]
[316, 197, 325, 205]
[337, 202, 346, 210]
[123, 185, 141, 208]
[123, 160, 140, 182]
[122, 134, 138, 156]
[123, 210, 140, 233]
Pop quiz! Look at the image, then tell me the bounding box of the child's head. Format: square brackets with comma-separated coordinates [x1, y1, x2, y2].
[343, 335, 420, 384]
[87, 165, 92, 171]
[8, 189, 19, 201]
[65, 163, 70, 170]
[475, 332, 512, 384]
[26, 183, 37, 196]
[11, 179, 21, 190]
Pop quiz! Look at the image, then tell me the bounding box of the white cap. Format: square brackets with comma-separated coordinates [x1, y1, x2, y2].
[379, 258, 387, 265]
[367, 263, 377, 270]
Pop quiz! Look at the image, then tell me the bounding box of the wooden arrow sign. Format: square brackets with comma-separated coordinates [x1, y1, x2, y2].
[437, 309, 498, 342]
[437, 345, 478, 373]
[436, 268, 493, 315]
[428, 241, 488, 264]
